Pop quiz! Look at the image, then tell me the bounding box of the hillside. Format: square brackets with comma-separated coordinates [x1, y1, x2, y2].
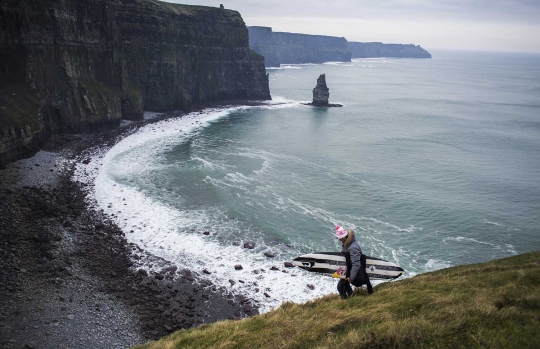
[135, 251, 540, 348]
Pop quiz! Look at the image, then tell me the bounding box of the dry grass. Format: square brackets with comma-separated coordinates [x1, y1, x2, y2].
[134, 252, 540, 349]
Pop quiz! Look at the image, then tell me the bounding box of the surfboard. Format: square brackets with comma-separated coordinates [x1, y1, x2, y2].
[292, 252, 404, 280]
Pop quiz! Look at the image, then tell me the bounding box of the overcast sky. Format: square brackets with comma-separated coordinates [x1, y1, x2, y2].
[161, 0, 540, 53]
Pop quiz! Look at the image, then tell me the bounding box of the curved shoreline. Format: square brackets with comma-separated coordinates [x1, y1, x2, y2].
[0, 104, 268, 348]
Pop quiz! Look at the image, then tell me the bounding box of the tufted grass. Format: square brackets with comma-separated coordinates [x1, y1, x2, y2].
[134, 251, 540, 349]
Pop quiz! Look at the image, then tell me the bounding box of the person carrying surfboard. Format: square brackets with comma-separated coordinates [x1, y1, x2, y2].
[335, 225, 373, 298]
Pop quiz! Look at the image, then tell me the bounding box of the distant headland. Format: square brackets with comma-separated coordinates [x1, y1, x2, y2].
[248, 26, 431, 67]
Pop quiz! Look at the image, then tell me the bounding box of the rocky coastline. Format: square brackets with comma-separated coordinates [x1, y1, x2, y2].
[0, 106, 265, 349]
[0, 0, 270, 169]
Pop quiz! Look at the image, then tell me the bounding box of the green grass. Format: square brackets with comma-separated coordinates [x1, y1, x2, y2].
[134, 252, 540, 349]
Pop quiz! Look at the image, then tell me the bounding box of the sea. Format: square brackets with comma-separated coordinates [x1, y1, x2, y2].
[77, 49, 540, 312]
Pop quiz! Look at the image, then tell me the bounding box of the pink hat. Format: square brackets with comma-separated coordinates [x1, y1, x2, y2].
[335, 225, 348, 239]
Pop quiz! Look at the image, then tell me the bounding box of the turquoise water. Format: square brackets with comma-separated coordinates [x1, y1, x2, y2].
[93, 50, 540, 309]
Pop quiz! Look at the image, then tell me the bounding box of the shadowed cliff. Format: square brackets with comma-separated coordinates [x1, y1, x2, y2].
[0, 0, 270, 167]
[248, 26, 351, 67]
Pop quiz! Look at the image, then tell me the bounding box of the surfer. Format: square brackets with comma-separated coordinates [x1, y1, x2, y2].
[335, 225, 373, 298]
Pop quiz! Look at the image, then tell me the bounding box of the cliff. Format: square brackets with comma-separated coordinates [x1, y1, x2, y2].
[0, 0, 270, 168]
[247, 26, 280, 67]
[248, 27, 351, 66]
[349, 42, 432, 58]
[273, 32, 351, 64]
[135, 251, 540, 349]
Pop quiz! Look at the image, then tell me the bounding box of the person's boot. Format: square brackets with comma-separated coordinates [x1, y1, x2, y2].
[367, 283, 373, 294]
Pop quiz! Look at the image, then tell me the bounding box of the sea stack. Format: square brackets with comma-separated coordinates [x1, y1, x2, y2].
[313, 74, 330, 106]
[306, 74, 342, 107]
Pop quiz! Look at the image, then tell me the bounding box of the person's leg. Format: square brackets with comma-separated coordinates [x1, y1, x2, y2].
[338, 279, 353, 298]
[337, 279, 348, 298]
[344, 281, 353, 298]
[337, 279, 344, 298]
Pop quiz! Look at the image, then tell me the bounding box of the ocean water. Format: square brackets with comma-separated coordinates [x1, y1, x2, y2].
[81, 50, 540, 312]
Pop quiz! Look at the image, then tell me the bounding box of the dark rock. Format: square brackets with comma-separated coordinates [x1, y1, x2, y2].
[243, 243, 255, 249]
[203, 231, 210, 235]
[263, 251, 275, 258]
[284, 262, 295, 268]
[165, 265, 178, 273]
[312, 74, 329, 105]
[229, 279, 236, 286]
[0, 0, 270, 168]
[234, 265, 243, 270]
[270, 266, 280, 271]
[248, 27, 351, 67]
[155, 274, 165, 280]
[307, 284, 315, 290]
[202, 269, 212, 275]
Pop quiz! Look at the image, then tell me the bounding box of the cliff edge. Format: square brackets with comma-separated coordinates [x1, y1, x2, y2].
[135, 251, 540, 348]
[248, 26, 351, 67]
[0, 0, 270, 167]
[349, 41, 432, 58]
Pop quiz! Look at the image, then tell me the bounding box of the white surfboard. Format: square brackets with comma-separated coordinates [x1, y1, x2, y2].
[292, 252, 404, 280]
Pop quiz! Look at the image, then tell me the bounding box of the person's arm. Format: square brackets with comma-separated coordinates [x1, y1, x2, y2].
[348, 245, 361, 280]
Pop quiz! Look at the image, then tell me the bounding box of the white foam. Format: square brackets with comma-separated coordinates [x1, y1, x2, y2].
[424, 259, 452, 270]
[483, 219, 503, 227]
[323, 62, 355, 67]
[442, 236, 494, 246]
[279, 65, 303, 70]
[74, 105, 347, 313]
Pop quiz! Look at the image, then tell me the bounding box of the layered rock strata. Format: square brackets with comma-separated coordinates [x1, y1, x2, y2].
[247, 27, 432, 67]
[348, 42, 431, 58]
[248, 26, 351, 66]
[247, 26, 280, 67]
[0, 0, 270, 168]
[272, 32, 351, 64]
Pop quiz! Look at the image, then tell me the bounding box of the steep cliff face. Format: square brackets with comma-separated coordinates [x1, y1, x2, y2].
[348, 42, 431, 58]
[0, 0, 270, 167]
[312, 74, 329, 106]
[248, 26, 280, 67]
[247, 27, 351, 66]
[273, 32, 351, 64]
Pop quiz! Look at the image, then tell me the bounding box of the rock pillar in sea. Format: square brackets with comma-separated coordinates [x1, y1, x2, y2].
[312, 74, 330, 106]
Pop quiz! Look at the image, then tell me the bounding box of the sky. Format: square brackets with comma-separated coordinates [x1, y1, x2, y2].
[161, 0, 540, 53]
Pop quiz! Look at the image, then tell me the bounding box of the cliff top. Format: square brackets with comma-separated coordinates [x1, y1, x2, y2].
[153, 0, 244, 22]
[134, 251, 540, 348]
[273, 31, 347, 40]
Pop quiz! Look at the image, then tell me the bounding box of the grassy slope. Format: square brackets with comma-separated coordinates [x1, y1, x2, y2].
[135, 252, 540, 349]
